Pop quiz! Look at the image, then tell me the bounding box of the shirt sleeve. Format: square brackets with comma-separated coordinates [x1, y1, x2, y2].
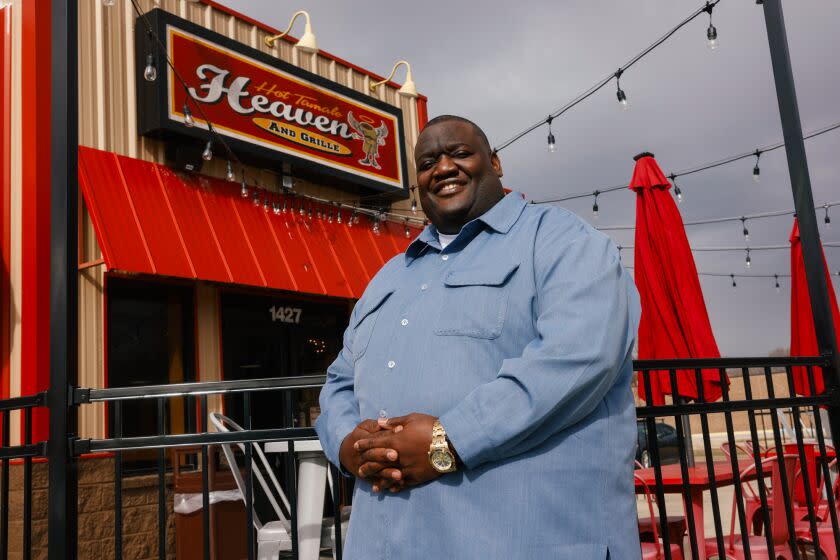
[439, 219, 641, 469]
[315, 304, 361, 474]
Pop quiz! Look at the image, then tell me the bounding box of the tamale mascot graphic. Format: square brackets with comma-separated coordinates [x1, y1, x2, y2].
[347, 111, 389, 170]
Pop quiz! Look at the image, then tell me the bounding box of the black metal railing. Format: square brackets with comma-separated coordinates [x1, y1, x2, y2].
[3, 356, 840, 559]
[635, 355, 840, 560]
[70, 374, 340, 560]
[0, 391, 48, 560]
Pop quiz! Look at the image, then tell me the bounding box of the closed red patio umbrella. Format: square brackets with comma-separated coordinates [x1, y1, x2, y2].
[631, 152, 727, 405]
[789, 219, 840, 395]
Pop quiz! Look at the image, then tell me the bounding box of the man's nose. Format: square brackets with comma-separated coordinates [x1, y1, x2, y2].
[433, 154, 457, 178]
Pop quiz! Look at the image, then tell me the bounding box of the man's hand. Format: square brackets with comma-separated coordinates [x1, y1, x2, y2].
[356, 413, 443, 490]
[339, 420, 403, 492]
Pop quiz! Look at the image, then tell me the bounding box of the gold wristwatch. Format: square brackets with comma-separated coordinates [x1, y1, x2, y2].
[428, 419, 457, 473]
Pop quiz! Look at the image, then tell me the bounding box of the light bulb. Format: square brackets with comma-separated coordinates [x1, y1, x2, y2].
[143, 54, 157, 82]
[753, 165, 760, 183]
[592, 202, 599, 219]
[411, 197, 417, 214]
[745, 253, 751, 269]
[253, 192, 260, 206]
[263, 197, 270, 212]
[674, 185, 683, 204]
[201, 141, 213, 161]
[240, 180, 248, 198]
[273, 201, 281, 215]
[373, 219, 381, 234]
[547, 132, 557, 153]
[327, 212, 333, 224]
[337, 212, 342, 224]
[616, 88, 628, 110]
[775, 276, 781, 294]
[226, 162, 235, 182]
[183, 104, 195, 128]
[404, 222, 411, 238]
[825, 207, 832, 228]
[731, 275, 737, 290]
[744, 230, 750, 242]
[707, 24, 718, 50]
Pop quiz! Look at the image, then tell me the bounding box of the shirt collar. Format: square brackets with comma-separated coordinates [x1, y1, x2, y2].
[405, 192, 527, 263]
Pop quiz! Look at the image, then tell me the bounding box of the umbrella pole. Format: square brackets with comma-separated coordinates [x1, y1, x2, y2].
[763, 0, 840, 449]
[682, 413, 696, 468]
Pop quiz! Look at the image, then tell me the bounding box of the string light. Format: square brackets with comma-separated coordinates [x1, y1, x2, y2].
[731, 274, 737, 290]
[273, 197, 281, 215]
[183, 103, 195, 128]
[336, 209, 343, 224]
[825, 204, 832, 228]
[226, 161, 235, 182]
[752, 150, 761, 182]
[143, 53, 157, 82]
[745, 248, 751, 269]
[404, 218, 411, 238]
[775, 274, 781, 294]
[669, 174, 683, 204]
[493, 0, 722, 154]
[263, 195, 270, 212]
[592, 191, 600, 219]
[240, 177, 248, 198]
[252, 190, 260, 207]
[615, 69, 628, 110]
[741, 217, 750, 242]
[373, 213, 381, 234]
[410, 187, 418, 213]
[547, 117, 557, 153]
[705, 2, 718, 50]
[201, 141, 213, 161]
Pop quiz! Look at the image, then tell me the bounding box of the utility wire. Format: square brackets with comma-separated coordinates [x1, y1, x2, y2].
[597, 200, 840, 231]
[493, 0, 721, 153]
[618, 241, 840, 252]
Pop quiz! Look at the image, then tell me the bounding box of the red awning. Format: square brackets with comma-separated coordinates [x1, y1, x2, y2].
[78, 146, 419, 299]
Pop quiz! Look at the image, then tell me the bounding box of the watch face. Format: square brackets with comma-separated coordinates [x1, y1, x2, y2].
[430, 449, 454, 471]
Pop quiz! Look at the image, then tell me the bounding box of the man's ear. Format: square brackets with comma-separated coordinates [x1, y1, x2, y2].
[490, 150, 504, 178]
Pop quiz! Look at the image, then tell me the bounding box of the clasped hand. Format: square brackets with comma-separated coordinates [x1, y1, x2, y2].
[339, 413, 441, 493]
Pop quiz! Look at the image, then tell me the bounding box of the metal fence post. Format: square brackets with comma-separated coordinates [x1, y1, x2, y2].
[761, 0, 840, 444]
[48, 0, 79, 558]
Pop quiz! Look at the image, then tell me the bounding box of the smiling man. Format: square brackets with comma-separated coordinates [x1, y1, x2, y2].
[316, 115, 642, 559]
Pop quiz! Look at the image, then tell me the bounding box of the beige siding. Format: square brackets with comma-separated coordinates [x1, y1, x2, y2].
[195, 282, 224, 417]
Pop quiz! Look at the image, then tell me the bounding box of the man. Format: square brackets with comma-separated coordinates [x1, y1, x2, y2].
[316, 115, 641, 559]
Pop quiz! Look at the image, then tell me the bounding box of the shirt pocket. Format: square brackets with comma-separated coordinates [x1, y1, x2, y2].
[351, 287, 394, 362]
[434, 261, 519, 339]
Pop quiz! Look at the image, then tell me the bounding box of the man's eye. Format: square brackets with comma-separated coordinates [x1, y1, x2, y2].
[419, 161, 434, 170]
[453, 151, 470, 158]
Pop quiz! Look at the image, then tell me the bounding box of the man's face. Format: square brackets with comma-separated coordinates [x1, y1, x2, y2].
[414, 121, 504, 234]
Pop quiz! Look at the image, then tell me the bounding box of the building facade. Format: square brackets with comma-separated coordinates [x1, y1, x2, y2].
[1, 0, 428, 448]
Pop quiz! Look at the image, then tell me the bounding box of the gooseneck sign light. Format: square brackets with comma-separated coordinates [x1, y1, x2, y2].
[264, 10, 318, 54]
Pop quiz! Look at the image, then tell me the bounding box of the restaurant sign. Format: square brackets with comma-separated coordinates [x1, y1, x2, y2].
[136, 9, 409, 196]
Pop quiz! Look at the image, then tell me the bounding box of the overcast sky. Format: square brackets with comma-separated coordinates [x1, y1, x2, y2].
[217, 0, 840, 356]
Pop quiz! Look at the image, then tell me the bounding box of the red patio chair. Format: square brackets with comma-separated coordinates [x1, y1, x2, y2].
[635, 473, 684, 560]
[795, 458, 840, 560]
[704, 454, 798, 560]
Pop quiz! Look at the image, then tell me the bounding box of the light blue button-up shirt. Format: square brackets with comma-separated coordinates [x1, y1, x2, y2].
[316, 192, 641, 559]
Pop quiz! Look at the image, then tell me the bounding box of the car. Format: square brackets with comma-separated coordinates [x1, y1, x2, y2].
[636, 421, 681, 468]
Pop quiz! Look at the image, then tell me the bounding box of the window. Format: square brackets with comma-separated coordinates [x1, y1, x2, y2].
[107, 278, 196, 469]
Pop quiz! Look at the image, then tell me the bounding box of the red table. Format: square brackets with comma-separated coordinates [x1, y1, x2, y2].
[635, 460, 755, 560]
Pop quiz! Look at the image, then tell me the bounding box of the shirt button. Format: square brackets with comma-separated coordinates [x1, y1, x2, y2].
[441, 254, 449, 261]
[420, 283, 428, 291]
[387, 360, 396, 369]
[400, 318, 409, 326]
